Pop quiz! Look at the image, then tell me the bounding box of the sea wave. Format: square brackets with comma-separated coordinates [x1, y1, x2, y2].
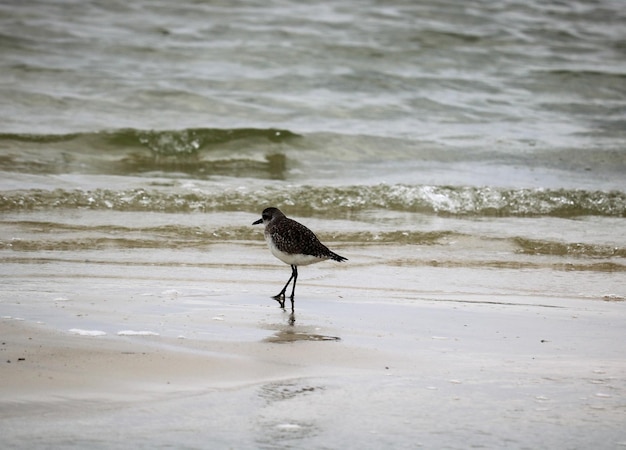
[0, 128, 299, 149]
[2, 128, 625, 191]
[0, 127, 300, 178]
[1, 184, 624, 218]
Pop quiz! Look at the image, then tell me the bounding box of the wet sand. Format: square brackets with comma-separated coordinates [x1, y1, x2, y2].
[1, 243, 626, 449]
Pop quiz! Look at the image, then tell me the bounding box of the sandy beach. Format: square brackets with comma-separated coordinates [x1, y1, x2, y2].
[1, 240, 625, 449]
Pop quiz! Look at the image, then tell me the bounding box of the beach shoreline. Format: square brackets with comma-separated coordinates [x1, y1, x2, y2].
[2, 259, 625, 448]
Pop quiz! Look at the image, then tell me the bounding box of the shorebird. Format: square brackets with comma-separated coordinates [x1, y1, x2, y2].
[252, 207, 347, 310]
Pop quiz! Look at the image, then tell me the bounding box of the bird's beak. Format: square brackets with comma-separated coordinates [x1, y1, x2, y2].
[252, 218, 263, 225]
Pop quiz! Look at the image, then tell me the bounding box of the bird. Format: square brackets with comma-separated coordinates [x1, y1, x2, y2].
[252, 207, 347, 310]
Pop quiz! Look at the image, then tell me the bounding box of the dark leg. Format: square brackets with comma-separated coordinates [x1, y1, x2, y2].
[289, 265, 298, 311]
[273, 265, 297, 309]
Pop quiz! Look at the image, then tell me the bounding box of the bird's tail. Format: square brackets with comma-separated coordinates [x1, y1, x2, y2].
[330, 251, 347, 262]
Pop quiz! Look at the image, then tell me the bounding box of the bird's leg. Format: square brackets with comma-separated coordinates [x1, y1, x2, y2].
[273, 266, 296, 308]
[289, 265, 298, 311]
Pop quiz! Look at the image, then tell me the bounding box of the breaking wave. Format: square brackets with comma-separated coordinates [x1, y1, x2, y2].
[2, 184, 624, 218]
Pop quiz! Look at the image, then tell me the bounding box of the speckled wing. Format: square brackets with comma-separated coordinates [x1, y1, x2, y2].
[269, 218, 335, 260]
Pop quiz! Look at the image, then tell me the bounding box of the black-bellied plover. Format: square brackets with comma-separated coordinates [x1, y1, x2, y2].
[252, 207, 347, 310]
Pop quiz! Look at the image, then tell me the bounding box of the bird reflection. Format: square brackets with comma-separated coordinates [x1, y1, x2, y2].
[263, 312, 340, 343]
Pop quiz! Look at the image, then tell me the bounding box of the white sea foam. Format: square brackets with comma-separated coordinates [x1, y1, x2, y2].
[275, 423, 301, 430]
[69, 328, 107, 336]
[117, 330, 160, 336]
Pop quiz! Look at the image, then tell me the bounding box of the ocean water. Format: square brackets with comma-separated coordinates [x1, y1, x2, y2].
[1, 0, 624, 262]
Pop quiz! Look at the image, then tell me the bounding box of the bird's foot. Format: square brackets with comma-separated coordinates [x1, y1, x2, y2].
[272, 293, 286, 309]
